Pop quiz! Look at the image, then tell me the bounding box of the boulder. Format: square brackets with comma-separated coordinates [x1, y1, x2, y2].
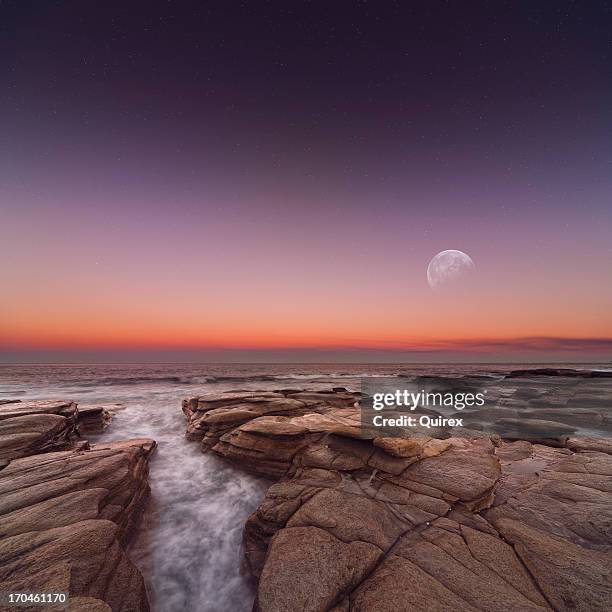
[76, 404, 113, 435]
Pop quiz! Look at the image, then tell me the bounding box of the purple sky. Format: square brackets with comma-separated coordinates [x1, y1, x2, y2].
[1, 2, 611, 362]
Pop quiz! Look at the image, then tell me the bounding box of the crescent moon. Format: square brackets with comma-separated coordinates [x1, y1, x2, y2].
[427, 250, 475, 290]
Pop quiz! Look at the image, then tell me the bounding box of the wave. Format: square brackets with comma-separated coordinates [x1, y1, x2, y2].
[78, 375, 195, 387]
[280, 373, 401, 379]
[74, 373, 305, 387]
[203, 372, 403, 383]
[69, 372, 405, 387]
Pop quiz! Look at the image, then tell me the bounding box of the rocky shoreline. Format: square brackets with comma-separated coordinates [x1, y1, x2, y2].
[0, 400, 155, 612]
[2, 375, 610, 611]
[183, 386, 612, 611]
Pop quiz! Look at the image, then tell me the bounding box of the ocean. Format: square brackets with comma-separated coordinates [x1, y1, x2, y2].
[1, 362, 610, 611]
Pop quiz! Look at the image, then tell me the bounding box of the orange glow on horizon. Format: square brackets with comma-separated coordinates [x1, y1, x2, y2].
[3, 323, 610, 354]
[3, 229, 610, 357]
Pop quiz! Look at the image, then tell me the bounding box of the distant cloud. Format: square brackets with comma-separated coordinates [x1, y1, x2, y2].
[393, 336, 612, 353]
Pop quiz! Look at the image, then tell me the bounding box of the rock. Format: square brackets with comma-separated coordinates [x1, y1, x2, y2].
[77, 404, 113, 435]
[240, 416, 310, 437]
[69, 598, 113, 611]
[352, 520, 550, 611]
[0, 400, 79, 461]
[184, 388, 612, 611]
[564, 436, 612, 454]
[248, 436, 612, 610]
[488, 443, 612, 549]
[484, 441, 612, 611]
[244, 434, 500, 582]
[256, 526, 381, 612]
[0, 399, 78, 421]
[210, 406, 372, 478]
[492, 519, 611, 611]
[182, 389, 362, 453]
[0, 520, 149, 612]
[183, 392, 323, 444]
[290, 411, 365, 438]
[0, 398, 156, 612]
[373, 436, 452, 458]
[0, 438, 156, 541]
[186, 387, 612, 612]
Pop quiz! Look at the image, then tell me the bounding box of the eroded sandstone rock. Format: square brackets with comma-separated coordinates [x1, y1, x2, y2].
[183, 388, 612, 612]
[0, 400, 79, 462]
[0, 400, 155, 612]
[76, 404, 113, 435]
[0, 519, 148, 612]
[183, 389, 361, 451]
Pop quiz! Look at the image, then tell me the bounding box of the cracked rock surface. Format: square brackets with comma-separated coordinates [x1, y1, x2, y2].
[184, 389, 612, 612]
[0, 400, 155, 612]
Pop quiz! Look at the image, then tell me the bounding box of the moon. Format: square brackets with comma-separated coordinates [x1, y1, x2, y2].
[427, 250, 475, 290]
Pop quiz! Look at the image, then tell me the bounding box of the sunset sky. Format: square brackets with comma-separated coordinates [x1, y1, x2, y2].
[1, 2, 611, 362]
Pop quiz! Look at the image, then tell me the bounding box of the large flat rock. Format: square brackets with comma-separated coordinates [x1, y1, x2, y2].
[248, 436, 612, 611]
[0, 400, 79, 421]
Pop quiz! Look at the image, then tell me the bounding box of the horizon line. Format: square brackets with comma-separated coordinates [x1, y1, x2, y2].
[2, 335, 612, 353]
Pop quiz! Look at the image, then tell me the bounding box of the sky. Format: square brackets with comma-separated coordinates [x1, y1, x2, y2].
[1, 1, 611, 363]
